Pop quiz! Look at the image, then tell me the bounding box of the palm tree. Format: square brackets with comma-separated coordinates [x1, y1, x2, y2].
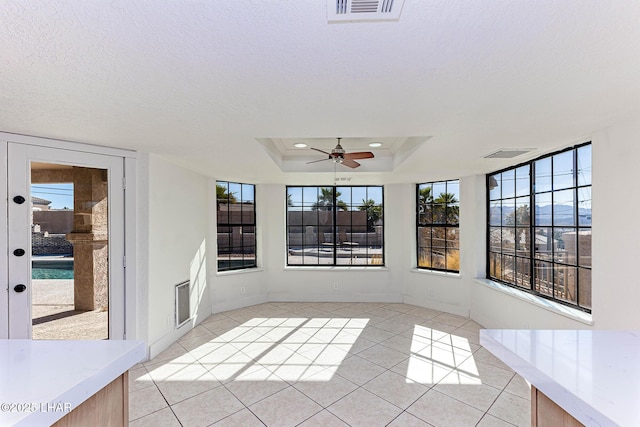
[359, 199, 382, 231]
[216, 184, 237, 211]
[311, 188, 348, 211]
[433, 192, 459, 224]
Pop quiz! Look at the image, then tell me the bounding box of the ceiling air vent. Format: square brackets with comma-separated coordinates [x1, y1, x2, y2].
[328, 0, 405, 22]
[484, 149, 535, 159]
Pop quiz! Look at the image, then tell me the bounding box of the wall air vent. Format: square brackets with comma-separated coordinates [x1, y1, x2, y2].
[328, 0, 405, 22]
[483, 149, 535, 159]
[175, 280, 191, 328]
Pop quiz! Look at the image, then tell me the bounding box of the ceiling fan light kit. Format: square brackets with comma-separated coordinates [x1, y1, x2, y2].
[307, 137, 375, 169]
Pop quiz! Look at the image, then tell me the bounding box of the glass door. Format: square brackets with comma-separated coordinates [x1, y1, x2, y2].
[7, 143, 125, 339]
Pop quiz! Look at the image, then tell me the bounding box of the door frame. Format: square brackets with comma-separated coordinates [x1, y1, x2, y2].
[1, 132, 139, 340]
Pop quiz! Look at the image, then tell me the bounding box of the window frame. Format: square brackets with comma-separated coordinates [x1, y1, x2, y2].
[216, 181, 257, 272]
[286, 185, 384, 267]
[416, 179, 461, 273]
[486, 142, 592, 312]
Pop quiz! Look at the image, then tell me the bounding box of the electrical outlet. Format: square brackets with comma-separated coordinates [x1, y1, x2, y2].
[333, 282, 339, 291]
[428, 288, 435, 298]
[240, 286, 246, 295]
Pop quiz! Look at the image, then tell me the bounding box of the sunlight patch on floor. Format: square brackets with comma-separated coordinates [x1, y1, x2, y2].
[406, 325, 481, 385]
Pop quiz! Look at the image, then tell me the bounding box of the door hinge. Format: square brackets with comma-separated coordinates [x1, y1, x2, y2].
[123, 256, 126, 269]
[122, 177, 126, 190]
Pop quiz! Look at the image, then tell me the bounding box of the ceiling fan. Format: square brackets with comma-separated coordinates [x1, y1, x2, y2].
[306, 138, 374, 169]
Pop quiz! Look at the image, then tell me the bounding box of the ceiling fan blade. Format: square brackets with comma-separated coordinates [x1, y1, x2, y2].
[310, 147, 331, 155]
[306, 158, 331, 164]
[341, 159, 361, 168]
[343, 151, 374, 160]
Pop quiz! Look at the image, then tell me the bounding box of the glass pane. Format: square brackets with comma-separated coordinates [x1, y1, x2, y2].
[515, 227, 530, 256]
[501, 254, 515, 283]
[534, 260, 553, 296]
[516, 257, 531, 289]
[489, 174, 501, 200]
[367, 186, 383, 204]
[302, 209, 317, 226]
[351, 187, 367, 206]
[419, 183, 433, 203]
[489, 252, 501, 279]
[446, 180, 460, 201]
[288, 187, 302, 207]
[535, 193, 552, 226]
[419, 204, 433, 225]
[446, 203, 459, 225]
[418, 227, 432, 249]
[578, 187, 592, 226]
[432, 227, 446, 248]
[241, 184, 254, 203]
[553, 189, 575, 226]
[489, 227, 501, 252]
[418, 247, 432, 268]
[501, 169, 515, 199]
[578, 268, 592, 309]
[228, 182, 241, 204]
[553, 150, 574, 190]
[577, 145, 592, 187]
[432, 181, 447, 200]
[578, 229, 592, 267]
[501, 228, 515, 254]
[534, 227, 553, 260]
[515, 165, 530, 197]
[446, 249, 460, 271]
[556, 227, 577, 265]
[534, 157, 552, 193]
[336, 186, 352, 208]
[502, 198, 515, 225]
[432, 249, 446, 269]
[554, 265, 577, 304]
[433, 204, 446, 224]
[31, 165, 109, 339]
[446, 228, 460, 249]
[515, 197, 530, 226]
[489, 200, 501, 226]
[241, 202, 254, 224]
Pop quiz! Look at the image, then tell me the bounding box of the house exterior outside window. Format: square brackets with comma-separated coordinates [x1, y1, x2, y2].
[487, 143, 592, 311]
[286, 186, 384, 266]
[417, 180, 460, 273]
[216, 181, 256, 271]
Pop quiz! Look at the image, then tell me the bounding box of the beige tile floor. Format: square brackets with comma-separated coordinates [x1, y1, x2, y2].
[129, 302, 530, 427]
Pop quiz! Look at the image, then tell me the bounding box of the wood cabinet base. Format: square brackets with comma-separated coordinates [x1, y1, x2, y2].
[53, 371, 128, 427]
[531, 386, 584, 427]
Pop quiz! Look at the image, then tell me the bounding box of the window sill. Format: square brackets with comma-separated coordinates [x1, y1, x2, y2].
[216, 267, 264, 277]
[284, 266, 390, 272]
[410, 269, 461, 279]
[474, 278, 593, 326]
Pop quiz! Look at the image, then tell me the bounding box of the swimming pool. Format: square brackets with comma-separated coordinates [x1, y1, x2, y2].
[32, 259, 74, 280]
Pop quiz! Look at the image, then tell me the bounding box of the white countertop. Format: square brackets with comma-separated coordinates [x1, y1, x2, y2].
[480, 329, 640, 427]
[0, 340, 145, 426]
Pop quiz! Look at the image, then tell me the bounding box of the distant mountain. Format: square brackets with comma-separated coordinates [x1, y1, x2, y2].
[489, 204, 591, 226]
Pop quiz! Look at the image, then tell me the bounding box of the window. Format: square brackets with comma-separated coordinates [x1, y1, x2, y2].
[286, 186, 384, 266]
[488, 143, 592, 311]
[417, 180, 460, 272]
[216, 181, 256, 271]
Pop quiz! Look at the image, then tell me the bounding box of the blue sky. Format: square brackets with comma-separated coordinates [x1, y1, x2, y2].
[31, 183, 74, 209]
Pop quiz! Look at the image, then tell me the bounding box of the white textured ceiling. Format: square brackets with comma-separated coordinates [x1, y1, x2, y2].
[2, 1, 640, 183]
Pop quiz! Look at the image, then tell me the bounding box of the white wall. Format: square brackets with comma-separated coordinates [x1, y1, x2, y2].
[146, 154, 212, 358]
[590, 118, 640, 329]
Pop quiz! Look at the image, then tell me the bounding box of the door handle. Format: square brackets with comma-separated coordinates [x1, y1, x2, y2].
[13, 248, 25, 257]
[14, 284, 27, 293]
[13, 195, 26, 204]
